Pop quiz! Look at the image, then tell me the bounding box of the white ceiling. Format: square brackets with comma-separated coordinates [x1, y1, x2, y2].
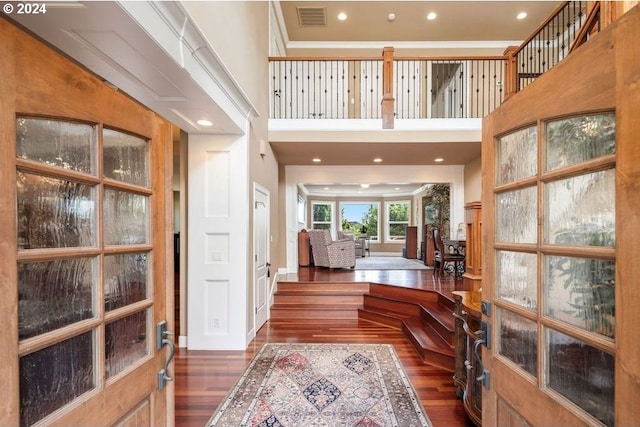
[280, 1, 561, 44]
[8, 1, 561, 196]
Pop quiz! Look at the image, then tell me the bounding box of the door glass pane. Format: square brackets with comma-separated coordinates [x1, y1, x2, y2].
[105, 253, 148, 311]
[104, 189, 149, 245]
[545, 169, 615, 246]
[497, 308, 537, 377]
[497, 251, 537, 309]
[496, 186, 537, 243]
[103, 129, 149, 187]
[105, 311, 148, 378]
[18, 258, 95, 340]
[496, 126, 537, 185]
[16, 117, 95, 174]
[546, 328, 614, 426]
[17, 172, 96, 249]
[20, 331, 94, 427]
[545, 113, 615, 171]
[544, 255, 615, 338]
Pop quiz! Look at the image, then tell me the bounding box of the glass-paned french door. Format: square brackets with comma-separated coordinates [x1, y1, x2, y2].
[494, 113, 615, 426]
[16, 117, 152, 426]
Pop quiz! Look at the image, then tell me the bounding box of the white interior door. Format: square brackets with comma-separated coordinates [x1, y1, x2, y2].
[254, 184, 270, 330]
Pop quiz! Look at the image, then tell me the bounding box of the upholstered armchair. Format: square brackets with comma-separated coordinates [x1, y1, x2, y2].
[308, 229, 356, 269]
[337, 231, 366, 258]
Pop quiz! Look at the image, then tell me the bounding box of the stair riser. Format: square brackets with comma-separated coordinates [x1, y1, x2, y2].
[363, 295, 421, 316]
[358, 310, 404, 330]
[274, 295, 364, 305]
[276, 283, 370, 293]
[270, 309, 358, 320]
[368, 284, 439, 304]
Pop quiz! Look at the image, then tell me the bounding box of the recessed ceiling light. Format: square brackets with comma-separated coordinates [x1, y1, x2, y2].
[373, 158, 383, 163]
[426, 12, 437, 21]
[324, 187, 330, 190]
[517, 12, 527, 20]
[434, 157, 444, 162]
[387, 13, 396, 21]
[312, 158, 322, 163]
[338, 12, 347, 21]
[395, 187, 400, 190]
[197, 119, 213, 126]
[360, 183, 370, 189]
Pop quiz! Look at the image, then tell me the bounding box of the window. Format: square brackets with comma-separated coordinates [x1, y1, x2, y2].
[339, 202, 379, 242]
[385, 201, 410, 242]
[297, 195, 306, 224]
[311, 201, 334, 230]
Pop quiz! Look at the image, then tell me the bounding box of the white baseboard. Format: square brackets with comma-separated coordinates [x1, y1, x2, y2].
[178, 335, 188, 348]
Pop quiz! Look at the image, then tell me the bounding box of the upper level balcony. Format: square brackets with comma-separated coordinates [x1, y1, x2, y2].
[270, 1, 603, 138]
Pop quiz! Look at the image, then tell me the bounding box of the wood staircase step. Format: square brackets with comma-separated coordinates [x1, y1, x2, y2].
[403, 317, 455, 372]
[270, 279, 455, 371]
[357, 306, 412, 329]
[419, 302, 455, 346]
[276, 282, 370, 293]
[270, 304, 359, 320]
[274, 293, 364, 305]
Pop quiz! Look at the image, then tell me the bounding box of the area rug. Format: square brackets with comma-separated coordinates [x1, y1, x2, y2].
[355, 256, 430, 270]
[206, 343, 432, 427]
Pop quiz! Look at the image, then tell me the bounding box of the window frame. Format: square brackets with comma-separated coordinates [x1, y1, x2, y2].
[384, 200, 411, 243]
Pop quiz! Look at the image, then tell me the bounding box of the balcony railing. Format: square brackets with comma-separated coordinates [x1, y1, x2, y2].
[270, 1, 605, 125]
[270, 57, 505, 120]
[508, 1, 591, 92]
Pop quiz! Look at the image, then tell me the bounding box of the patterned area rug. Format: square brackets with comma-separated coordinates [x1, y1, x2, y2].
[355, 256, 430, 270]
[207, 343, 432, 427]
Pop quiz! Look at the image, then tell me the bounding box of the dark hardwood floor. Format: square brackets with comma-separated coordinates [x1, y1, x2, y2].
[175, 265, 473, 427]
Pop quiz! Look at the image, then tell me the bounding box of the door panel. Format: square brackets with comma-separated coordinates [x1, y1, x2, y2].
[1, 18, 172, 427]
[481, 7, 640, 426]
[254, 184, 270, 330]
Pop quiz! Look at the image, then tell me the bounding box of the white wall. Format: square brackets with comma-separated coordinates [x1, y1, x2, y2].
[464, 156, 482, 203]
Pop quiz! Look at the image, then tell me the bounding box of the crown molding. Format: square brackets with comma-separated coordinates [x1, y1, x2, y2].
[286, 40, 522, 50]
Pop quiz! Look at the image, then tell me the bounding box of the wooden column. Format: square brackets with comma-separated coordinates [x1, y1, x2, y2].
[462, 202, 482, 302]
[502, 46, 519, 99]
[381, 46, 394, 129]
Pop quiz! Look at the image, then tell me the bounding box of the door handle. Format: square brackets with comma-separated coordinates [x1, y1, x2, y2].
[156, 321, 175, 390]
[473, 333, 490, 389]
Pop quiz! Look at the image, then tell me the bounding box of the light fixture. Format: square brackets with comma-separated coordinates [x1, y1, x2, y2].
[434, 157, 444, 163]
[197, 119, 213, 126]
[324, 187, 330, 190]
[360, 183, 370, 189]
[387, 13, 396, 21]
[373, 157, 383, 163]
[426, 12, 437, 21]
[338, 12, 347, 21]
[312, 157, 322, 163]
[259, 139, 267, 157]
[517, 12, 527, 20]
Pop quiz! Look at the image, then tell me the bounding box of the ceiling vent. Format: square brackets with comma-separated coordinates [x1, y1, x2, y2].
[297, 6, 327, 27]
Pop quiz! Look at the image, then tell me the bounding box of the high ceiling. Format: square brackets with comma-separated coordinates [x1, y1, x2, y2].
[9, 1, 562, 196]
[270, 1, 561, 186]
[279, 1, 560, 44]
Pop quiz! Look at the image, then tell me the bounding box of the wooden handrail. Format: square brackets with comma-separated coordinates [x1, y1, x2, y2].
[513, 1, 572, 56]
[569, 2, 601, 54]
